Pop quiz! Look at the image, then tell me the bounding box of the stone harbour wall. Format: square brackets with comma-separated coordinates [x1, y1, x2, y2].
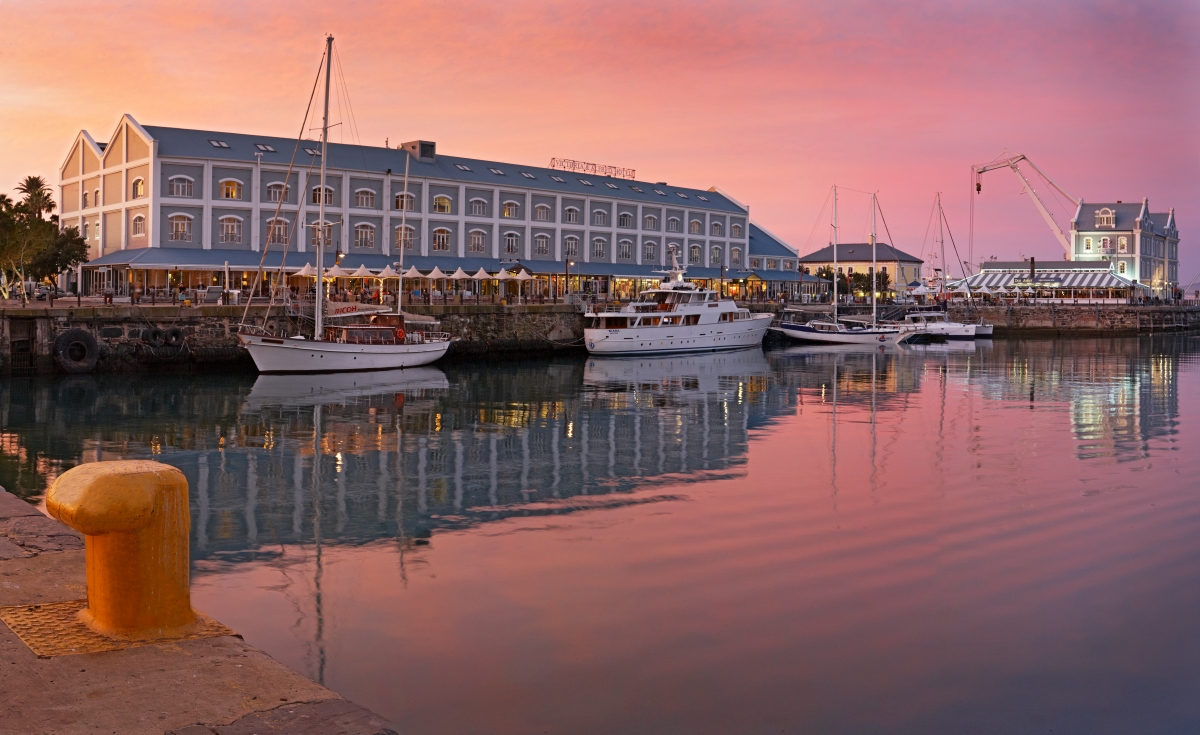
[947, 304, 1200, 336]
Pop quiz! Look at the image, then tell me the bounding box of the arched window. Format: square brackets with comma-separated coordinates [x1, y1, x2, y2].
[643, 241, 657, 261]
[394, 192, 416, 211]
[666, 217, 681, 233]
[564, 207, 580, 224]
[312, 221, 333, 247]
[618, 213, 633, 228]
[432, 227, 452, 251]
[1096, 208, 1115, 227]
[131, 215, 146, 236]
[267, 218, 290, 245]
[731, 247, 742, 266]
[354, 223, 375, 248]
[644, 214, 658, 230]
[82, 221, 89, 239]
[689, 220, 702, 235]
[504, 232, 520, 254]
[710, 222, 723, 236]
[767, 259, 778, 270]
[312, 186, 334, 205]
[470, 199, 487, 216]
[731, 223, 742, 238]
[783, 260, 795, 271]
[221, 179, 243, 200]
[564, 235, 579, 257]
[93, 189, 100, 206]
[168, 214, 193, 242]
[1118, 236, 1128, 253]
[432, 195, 452, 214]
[591, 238, 606, 258]
[354, 189, 376, 208]
[395, 225, 415, 250]
[130, 178, 145, 199]
[535, 233, 550, 255]
[534, 204, 551, 222]
[82, 191, 89, 208]
[1084, 237, 1093, 252]
[469, 229, 487, 252]
[688, 244, 702, 263]
[710, 246, 723, 265]
[503, 201, 521, 218]
[169, 176, 193, 197]
[618, 239, 633, 259]
[268, 182, 290, 203]
[592, 210, 608, 226]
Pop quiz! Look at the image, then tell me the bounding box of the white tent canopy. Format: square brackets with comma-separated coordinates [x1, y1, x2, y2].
[294, 263, 317, 278]
[377, 265, 399, 279]
[450, 267, 472, 280]
[515, 270, 533, 281]
[495, 269, 515, 281]
[350, 264, 374, 278]
[403, 265, 423, 279]
[426, 266, 448, 280]
[325, 264, 350, 278]
[910, 285, 930, 296]
[471, 267, 491, 280]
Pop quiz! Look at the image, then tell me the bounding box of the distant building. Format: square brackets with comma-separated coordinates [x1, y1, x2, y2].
[797, 242, 924, 291]
[1070, 199, 1178, 297]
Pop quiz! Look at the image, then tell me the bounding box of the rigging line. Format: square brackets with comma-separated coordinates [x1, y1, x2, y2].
[876, 198, 902, 280]
[916, 196, 937, 273]
[332, 44, 370, 176]
[802, 186, 834, 254]
[940, 204, 970, 281]
[239, 48, 327, 328]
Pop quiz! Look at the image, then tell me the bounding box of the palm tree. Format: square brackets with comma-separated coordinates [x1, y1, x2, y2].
[0, 193, 12, 212]
[15, 176, 54, 219]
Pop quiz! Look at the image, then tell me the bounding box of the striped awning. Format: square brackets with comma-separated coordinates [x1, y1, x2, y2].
[950, 269, 1147, 291]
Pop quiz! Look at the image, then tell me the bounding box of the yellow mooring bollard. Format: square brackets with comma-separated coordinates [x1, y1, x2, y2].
[46, 460, 196, 639]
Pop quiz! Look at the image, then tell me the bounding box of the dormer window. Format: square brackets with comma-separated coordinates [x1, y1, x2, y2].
[1096, 208, 1115, 228]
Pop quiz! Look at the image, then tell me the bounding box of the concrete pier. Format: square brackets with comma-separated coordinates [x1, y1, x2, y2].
[0, 488, 397, 735]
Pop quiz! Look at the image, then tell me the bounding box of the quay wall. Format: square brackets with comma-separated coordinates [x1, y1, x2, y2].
[946, 304, 1200, 336]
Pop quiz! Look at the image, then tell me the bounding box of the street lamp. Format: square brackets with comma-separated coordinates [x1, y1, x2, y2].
[564, 259, 575, 303]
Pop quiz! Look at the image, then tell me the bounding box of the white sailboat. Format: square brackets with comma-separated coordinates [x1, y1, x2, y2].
[238, 36, 452, 373]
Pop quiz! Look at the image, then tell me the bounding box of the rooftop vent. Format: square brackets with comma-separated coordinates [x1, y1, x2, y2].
[402, 140, 436, 162]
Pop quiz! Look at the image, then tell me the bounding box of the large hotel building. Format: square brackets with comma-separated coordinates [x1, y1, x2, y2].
[59, 115, 818, 300]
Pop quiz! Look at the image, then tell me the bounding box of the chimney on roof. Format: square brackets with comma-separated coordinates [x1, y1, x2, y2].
[402, 140, 436, 162]
[1117, 200, 1122, 204]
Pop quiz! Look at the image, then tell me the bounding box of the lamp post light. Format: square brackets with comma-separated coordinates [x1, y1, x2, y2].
[564, 259, 575, 303]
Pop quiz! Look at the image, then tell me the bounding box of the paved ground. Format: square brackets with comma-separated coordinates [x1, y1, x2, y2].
[0, 489, 397, 735]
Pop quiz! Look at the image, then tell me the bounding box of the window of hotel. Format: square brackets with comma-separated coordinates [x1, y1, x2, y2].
[731, 247, 742, 266]
[268, 183, 289, 202]
[504, 232, 520, 254]
[750, 258, 761, 269]
[1118, 236, 1128, 253]
[82, 221, 89, 239]
[521, 172, 536, 179]
[94, 189, 100, 206]
[579, 179, 593, 187]
[208, 139, 230, 148]
[592, 210, 608, 226]
[710, 246, 722, 265]
[564, 207, 580, 224]
[551, 175, 565, 183]
[131, 215, 146, 236]
[689, 245, 701, 263]
[395, 225, 415, 250]
[710, 222, 723, 236]
[469, 230, 486, 252]
[564, 235, 579, 257]
[643, 242, 657, 261]
[354, 189, 376, 208]
[1084, 237, 1093, 252]
[1101, 237, 1111, 251]
[455, 164, 472, 172]
[503, 201, 521, 218]
[432, 228, 452, 251]
[591, 238, 606, 258]
[221, 180, 243, 200]
[654, 189, 666, 196]
[1118, 261, 1127, 275]
[644, 215, 658, 230]
[168, 214, 192, 242]
[731, 223, 742, 238]
[312, 222, 333, 247]
[605, 183, 619, 190]
[312, 186, 334, 205]
[767, 259, 778, 270]
[535, 233, 550, 255]
[666, 217, 680, 232]
[470, 199, 487, 216]
[432, 195, 452, 214]
[82, 191, 89, 208]
[618, 239, 632, 259]
[267, 218, 289, 245]
[255, 143, 275, 152]
[220, 216, 244, 243]
[784, 260, 794, 271]
[169, 177, 193, 197]
[689, 220, 702, 235]
[354, 223, 374, 248]
[618, 213, 633, 228]
[677, 193, 688, 199]
[1096, 208, 1115, 227]
[847, 266, 853, 274]
[534, 204, 551, 222]
[489, 168, 504, 176]
[697, 195, 708, 202]
[130, 178, 145, 199]
[394, 192, 416, 211]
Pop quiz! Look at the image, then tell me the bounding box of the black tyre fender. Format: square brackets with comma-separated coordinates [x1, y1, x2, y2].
[142, 327, 165, 347]
[164, 326, 185, 347]
[54, 329, 99, 374]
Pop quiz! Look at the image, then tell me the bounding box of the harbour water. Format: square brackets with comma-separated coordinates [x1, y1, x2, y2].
[4, 337, 1200, 733]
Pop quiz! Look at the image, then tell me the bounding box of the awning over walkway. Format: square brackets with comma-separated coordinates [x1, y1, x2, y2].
[951, 269, 1148, 291]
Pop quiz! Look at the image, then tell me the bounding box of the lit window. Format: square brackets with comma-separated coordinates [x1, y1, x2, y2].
[355, 189, 376, 208]
[268, 182, 290, 202]
[551, 175, 565, 182]
[534, 204, 551, 221]
[521, 172, 536, 179]
[221, 180, 242, 200]
[503, 201, 521, 218]
[564, 207, 579, 224]
[643, 241, 656, 261]
[564, 235, 579, 256]
[432, 228, 452, 251]
[731, 223, 742, 238]
[504, 232, 520, 254]
[750, 258, 761, 269]
[667, 217, 680, 232]
[1118, 236, 1128, 253]
[579, 179, 593, 186]
[605, 183, 619, 189]
[710, 221, 723, 236]
[710, 246, 722, 265]
[470, 199, 487, 216]
[168, 214, 192, 241]
[592, 210, 608, 226]
[469, 230, 486, 252]
[767, 259, 778, 269]
[630, 186, 643, 193]
[618, 213, 633, 228]
[395, 225, 415, 250]
[268, 218, 289, 245]
[1084, 237, 1093, 252]
[784, 260, 794, 271]
[394, 192, 415, 211]
[131, 215, 145, 236]
[1118, 261, 1127, 274]
[303, 147, 321, 156]
[697, 195, 708, 202]
[311, 186, 334, 205]
[455, 163, 472, 171]
[489, 167, 504, 175]
[255, 143, 276, 152]
[731, 247, 742, 266]
[535, 233, 550, 255]
[653, 189, 666, 196]
[689, 220, 702, 234]
[130, 178, 145, 199]
[688, 244, 701, 263]
[432, 195, 452, 213]
[169, 177, 193, 197]
[354, 223, 374, 248]
[618, 239, 632, 259]
[643, 215, 658, 230]
[208, 139, 230, 148]
[591, 237, 606, 258]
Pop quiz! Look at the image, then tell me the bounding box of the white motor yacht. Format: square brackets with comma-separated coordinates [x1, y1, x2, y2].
[894, 311, 977, 340]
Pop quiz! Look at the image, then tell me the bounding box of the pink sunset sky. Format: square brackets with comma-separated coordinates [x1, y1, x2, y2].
[3, 0, 1197, 281]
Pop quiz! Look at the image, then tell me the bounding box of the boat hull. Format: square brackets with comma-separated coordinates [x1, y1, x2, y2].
[584, 314, 772, 355]
[773, 322, 902, 345]
[239, 334, 452, 373]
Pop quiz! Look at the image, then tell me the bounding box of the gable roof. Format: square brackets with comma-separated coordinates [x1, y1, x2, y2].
[141, 124, 747, 213]
[798, 242, 923, 264]
[1073, 201, 1145, 231]
[747, 222, 797, 258]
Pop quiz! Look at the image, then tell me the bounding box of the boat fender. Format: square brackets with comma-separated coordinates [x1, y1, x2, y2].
[141, 327, 165, 348]
[394, 327, 406, 342]
[54, 329, 100, 374]
[164, 327, 185, 347]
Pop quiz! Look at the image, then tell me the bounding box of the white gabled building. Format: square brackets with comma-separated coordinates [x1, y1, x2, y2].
[1070, 199, 1179, 298]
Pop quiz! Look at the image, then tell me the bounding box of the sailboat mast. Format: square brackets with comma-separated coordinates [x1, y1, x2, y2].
[871, 192, 877, 326]
[832, 185, 838, 324]
[398, 152, 410, 306]
[315, 34, 333, 340]
[937, 193, 945, 301]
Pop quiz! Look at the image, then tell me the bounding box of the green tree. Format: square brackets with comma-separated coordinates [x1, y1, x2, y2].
[29, 226, 87, 291]
[0, 176, 60, 303]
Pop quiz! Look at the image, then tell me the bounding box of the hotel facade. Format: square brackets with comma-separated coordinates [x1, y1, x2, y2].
[1070, 200, 1179, 298]
[58, 115, 806, 299]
